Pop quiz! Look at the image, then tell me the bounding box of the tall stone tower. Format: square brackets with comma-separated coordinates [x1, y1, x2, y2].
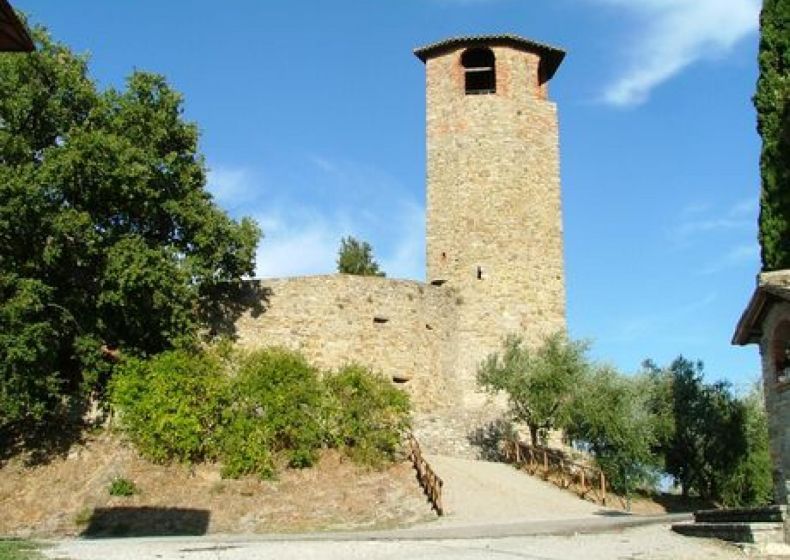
[415, 35, 567, 406]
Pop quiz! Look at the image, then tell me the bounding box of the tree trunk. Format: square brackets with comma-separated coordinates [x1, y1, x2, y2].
[529, 425, 539, 447]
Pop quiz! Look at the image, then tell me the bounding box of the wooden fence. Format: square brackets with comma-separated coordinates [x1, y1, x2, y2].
[406, 433, 444, 515]
[504, 439, 608, 506]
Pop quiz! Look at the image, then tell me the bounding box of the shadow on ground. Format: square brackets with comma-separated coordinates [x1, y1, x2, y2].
[594, 509, 632, 517]
[81, 507, 210, 538]
[467, 419, 515, 461]
[648, 493, 717, 513]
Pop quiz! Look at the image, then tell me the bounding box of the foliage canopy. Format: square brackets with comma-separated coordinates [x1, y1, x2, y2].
[336, 236, 385, 277]
[565, 367, 659, 496]
[755, 0, 790, 270]
[0, 26, 259, 435]
[477, 332, 588, 446]
[648, 357, 771, 505]
[111, 347, 411, 479]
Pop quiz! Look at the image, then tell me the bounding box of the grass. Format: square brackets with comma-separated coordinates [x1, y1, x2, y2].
[0, 539, 44, 560]
[74, 506, 93, 527]
[108, 476, 138, 497]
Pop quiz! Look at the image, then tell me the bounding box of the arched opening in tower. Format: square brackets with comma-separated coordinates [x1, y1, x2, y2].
[461, 47, 496, 95]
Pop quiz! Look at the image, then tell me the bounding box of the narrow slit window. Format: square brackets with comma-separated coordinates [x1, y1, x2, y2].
[462, 48, 496, 95]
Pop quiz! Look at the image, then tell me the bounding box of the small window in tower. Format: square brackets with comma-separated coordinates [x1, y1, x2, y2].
[462, 48, 496, 95]
[477, 266, 484, 280]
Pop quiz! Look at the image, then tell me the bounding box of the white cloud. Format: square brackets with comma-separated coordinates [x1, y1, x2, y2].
[699, 242, 759, 275]
[246, 155, 426, 280]
[254, 201, 425, 280]
[207, 156, 426, 281]
[254, 209, 352, 278]
[670, 197, 757, 241]
[206, 166, 259, 210]
[587, 0, 760, 106]
[380, 201, 426, 280]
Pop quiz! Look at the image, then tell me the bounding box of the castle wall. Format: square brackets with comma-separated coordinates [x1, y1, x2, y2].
[424, 45, 566, 405]
[232, 275, 460, 411]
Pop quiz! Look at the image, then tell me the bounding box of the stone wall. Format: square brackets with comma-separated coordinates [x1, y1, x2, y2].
[232, 274, 460, 411]
[760, 300, 790, 503]
[423, 44, 567, 406]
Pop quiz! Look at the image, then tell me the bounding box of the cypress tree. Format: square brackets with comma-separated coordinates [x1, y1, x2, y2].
[756, 0, 790, 270]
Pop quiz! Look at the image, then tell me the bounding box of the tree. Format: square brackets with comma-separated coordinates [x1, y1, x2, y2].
[477, 332, 588, 446]
[718, 383, 773, 507]
[565, 366, 659, 499]
[336, 236, 385, 277]
[0, 26, 260, 434]
[652, 357, 748, 501]
[755, 0, 790, 270]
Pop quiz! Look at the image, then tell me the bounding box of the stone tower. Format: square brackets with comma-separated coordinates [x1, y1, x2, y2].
[415, 35, 568, 405]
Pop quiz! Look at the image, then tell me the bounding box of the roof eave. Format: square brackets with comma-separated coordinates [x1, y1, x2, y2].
[0, 0, 35, 52]
[732, 289, 768, 346]
[414, 34, 566, 82]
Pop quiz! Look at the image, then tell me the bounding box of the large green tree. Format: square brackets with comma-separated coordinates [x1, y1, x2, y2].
[718, 383, 773, 507]
[652, 357, 749, 502]
[565, 366, 659, 498]
[477, 332, 588, 446]
[756, 0, 790, 270]
[0, 26, 260, 433]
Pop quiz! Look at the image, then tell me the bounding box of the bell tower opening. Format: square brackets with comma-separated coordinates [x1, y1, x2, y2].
[462, 47, 496, 95]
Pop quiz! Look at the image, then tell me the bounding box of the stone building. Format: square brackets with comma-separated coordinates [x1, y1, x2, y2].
[232, 35, 568, 453]
[734, 270, 790, 503]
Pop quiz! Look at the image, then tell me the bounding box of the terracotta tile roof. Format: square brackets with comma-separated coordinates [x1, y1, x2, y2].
[733, 273, 790, 345]
[414, 34, 565, 81]
[0, 0, 34, 52]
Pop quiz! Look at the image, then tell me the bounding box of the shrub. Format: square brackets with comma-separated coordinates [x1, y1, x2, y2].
[110, 350, 226, 463]
[221, 348, 324, 475]
[325, 364, 411, 467]
[108, 476, 138, 497]
[111, 345, 414, 478]
[217, 413, 275, 480]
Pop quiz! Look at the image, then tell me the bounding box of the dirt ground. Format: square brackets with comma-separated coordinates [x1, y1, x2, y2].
[0, 432, 435, 538]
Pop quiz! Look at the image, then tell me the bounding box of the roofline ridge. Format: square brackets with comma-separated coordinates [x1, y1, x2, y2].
[413, 33, 566, 81]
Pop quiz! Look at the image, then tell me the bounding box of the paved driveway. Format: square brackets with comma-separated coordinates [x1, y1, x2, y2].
[42, 523, 745, 560]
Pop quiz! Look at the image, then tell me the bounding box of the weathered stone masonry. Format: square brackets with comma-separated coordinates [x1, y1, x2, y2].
[734, 271, 790, 504]
[232, 35, 568, 451]
[234, 275, 460, 411]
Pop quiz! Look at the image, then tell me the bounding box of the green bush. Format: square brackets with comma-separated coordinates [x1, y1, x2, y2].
[325, 364, 411, 466]
[110, 350, 226, 463]
[108, 476, 138, 497]
[111, 346, 413, 478]
[221, 348, 325, 475]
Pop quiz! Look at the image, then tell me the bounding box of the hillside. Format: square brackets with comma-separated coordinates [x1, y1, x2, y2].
[0, 432, 434, 538]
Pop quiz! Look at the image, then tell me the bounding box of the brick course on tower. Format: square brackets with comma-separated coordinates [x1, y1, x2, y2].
[231, 35, 568, 453]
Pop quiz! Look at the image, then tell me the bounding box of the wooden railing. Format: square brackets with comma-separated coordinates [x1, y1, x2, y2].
[407, 433, 444, 515]
[504, 439, 608, 506]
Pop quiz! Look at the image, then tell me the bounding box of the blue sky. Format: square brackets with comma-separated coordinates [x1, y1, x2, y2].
[18, 0, 764, 387]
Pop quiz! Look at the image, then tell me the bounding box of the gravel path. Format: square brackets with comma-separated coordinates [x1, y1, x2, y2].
[424, 454, 604, 525]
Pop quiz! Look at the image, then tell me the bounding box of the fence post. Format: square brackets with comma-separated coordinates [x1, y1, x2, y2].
[580, 469, 586, 493]
[515, 440, 521, 464]
[543, 449, 548, 472]
[600, 472, 606, 506]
